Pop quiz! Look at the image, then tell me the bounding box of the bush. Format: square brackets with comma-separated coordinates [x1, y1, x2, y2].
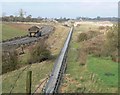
[99, 26, 105, 30]
[80, 33, 114, 59]
[78, 47, 88, 66]
[77, 30, 101, 43]
[77, 33, 87, 42]
[87, 30, 101, 39]
[80, 25, 118, 62]
[105, 25, 118, 52]
[2, 50, 18, 74]
[29, 40, 51, 63]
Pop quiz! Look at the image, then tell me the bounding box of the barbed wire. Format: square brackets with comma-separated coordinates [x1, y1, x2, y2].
[9, 64, 32, 95]
[32, 76, 49, 95]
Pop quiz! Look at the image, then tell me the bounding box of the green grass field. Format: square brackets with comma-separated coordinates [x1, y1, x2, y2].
[2, 24, 27, 40]
[88, 56, 118, 87]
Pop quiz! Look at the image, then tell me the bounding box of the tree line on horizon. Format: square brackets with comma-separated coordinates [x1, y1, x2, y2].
[1, 9, 118, 22]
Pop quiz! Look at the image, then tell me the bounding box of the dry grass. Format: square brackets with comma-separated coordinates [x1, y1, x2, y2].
[60, 74, 81, 93]
[5, 23, 32, 31]
[46, 25, 69, 55]
[80, 34, 106, 56]
[34, 77, 47, 93]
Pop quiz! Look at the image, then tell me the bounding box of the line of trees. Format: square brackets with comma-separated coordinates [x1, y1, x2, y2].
[76, 16, 118, 22]
[1, 9, 118, 22]
[2, 15, 42, 22]
[2, 9, 44, 22]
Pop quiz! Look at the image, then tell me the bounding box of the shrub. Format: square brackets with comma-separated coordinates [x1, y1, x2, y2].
[77, 30, 101, 43]
[111, 50, 119, 62]
[82, 25, 118, 62]
[29, 40, 51, 63]
[99, 26, 105, 30]
[105, 25, 118, 52]
[77, 33, 87, 42]
[2, 50, 18, 74]
[78, 47, 88, 66]
[87, 30, 101, 39]
[80, 34, 112, 58]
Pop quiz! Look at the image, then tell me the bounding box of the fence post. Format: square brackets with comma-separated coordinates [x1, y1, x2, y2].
[26, 71, 32, 95]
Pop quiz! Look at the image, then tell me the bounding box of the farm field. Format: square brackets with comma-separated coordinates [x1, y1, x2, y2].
[60, 23, 118, 93]
[2, 23, 28, 40]
[2, 22, 63, 41]
[2, 23, 69, 93]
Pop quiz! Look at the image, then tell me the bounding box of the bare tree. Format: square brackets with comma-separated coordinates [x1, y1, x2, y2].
[18, 9, 26, 22]
[19, 9, 26, 18]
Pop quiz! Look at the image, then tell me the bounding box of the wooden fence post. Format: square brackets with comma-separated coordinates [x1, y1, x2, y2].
[26, 71, 32, 95]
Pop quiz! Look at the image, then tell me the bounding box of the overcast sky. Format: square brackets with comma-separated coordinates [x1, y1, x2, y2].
[1, 0, 119, 18]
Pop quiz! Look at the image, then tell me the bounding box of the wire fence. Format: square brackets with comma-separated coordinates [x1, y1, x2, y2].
[9, 64, 32, 94]
[32, 77, 49, 95]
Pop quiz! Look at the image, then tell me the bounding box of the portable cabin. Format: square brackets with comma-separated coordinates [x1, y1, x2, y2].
[28, 26, 42, 37]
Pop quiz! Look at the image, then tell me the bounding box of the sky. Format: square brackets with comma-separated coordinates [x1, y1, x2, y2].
[1, 0, 119, 18]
